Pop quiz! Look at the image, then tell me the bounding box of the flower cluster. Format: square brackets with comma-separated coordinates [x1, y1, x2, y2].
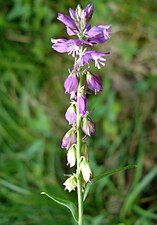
[51, 4, 111, 192]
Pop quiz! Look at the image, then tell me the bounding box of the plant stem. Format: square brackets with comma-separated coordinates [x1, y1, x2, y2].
[76, 72, 84, 225]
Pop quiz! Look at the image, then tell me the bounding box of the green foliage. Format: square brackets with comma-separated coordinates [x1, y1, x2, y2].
[41, 192, 78, 223]
[0, 0, 157, 225]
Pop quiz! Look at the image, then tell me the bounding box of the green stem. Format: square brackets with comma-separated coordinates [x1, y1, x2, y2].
[76, 71, 84, 225]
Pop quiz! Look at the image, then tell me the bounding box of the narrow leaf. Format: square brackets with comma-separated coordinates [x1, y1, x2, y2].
[121, 166, 157, 215]
[0, 178, 31, 195]
[41, 192, 78, 222]
[133, 204, 157, 220]
[83, 165, 136, 201]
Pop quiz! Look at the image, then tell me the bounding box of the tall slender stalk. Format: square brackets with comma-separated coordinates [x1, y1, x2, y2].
[76, 72, 84, 225]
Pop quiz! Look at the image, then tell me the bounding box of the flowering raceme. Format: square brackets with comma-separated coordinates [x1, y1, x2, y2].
[49, 4, 111, 225]
[51, 4, 111, 190]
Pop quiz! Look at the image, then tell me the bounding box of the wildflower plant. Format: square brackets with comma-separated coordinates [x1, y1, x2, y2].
[41, 4, 135, 225]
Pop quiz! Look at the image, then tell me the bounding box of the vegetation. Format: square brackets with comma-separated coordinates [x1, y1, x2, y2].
[0, 0, 157, 224]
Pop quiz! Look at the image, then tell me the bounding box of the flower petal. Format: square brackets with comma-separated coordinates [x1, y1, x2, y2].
[57, 13, 77, 29]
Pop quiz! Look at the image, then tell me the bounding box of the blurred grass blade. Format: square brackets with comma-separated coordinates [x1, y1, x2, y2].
[0, 178, 31, 195]
[7, 2, 27, 20]
[121, 166, 157, 216]
[83, 165, 136, 201]
[133, 204, 157, 220]
[41, 192, 78, 222]
[133, 125, 145, 187]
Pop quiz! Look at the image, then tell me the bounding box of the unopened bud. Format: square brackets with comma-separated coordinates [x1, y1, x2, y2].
[76, 5, 82, 21]
[85, 4, 94, 22]
[77, 88, 87, 116]
[64, 73, 78, 94]
[67, 145, 76, 168]
[65, 104, 76, 125]
[82, 116, 95, 136]
[80, 157, 92, 183]
[86, 71, 102, 94]
[61, 128, 76, 149]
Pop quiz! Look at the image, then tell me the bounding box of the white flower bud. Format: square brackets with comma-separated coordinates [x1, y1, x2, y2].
[76, 4, 82, 20]
[67, 145, 76, 168]
[63, 175, 77, 192]
[80, 157, 92, 183]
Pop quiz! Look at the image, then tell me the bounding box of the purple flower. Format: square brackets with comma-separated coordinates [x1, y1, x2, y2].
[81, 116, 95, 136]
[64, 73, 78, 94]
[89, 33, 108, 44]
[57, 13, 77, 29]
[65, 9, 79, 36]
[51, 38, 82, 57]
[89, 51, 108, 69]
[86, 24, 112, 40]
[85, 4, 94, 21]
[61, 128, 76, 149]
[65, 104, 77, 125]
[51, 38, 68, 53]
[86, 72, 102, 94]
[77, 94, 87, 116]
[80, 50, 110, 69]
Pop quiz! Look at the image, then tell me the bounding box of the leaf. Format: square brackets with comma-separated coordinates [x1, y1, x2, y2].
[133, 204, 157, 220]
[0, 178, 31, 195]
[121, 166, 157, 215]
[83, 165, 136, 201]
[41, 192, 78, 223]
[133, 126, 145, 187]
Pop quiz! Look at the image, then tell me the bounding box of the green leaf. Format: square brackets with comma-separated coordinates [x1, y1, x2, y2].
[121, 166, 157, 215]
[41, 192, 78, 222]
[83, 165, 136, 201]
[133, 204, 157, 220]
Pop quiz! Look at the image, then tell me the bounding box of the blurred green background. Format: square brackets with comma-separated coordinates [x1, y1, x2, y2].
[0, 0, 157, 224]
